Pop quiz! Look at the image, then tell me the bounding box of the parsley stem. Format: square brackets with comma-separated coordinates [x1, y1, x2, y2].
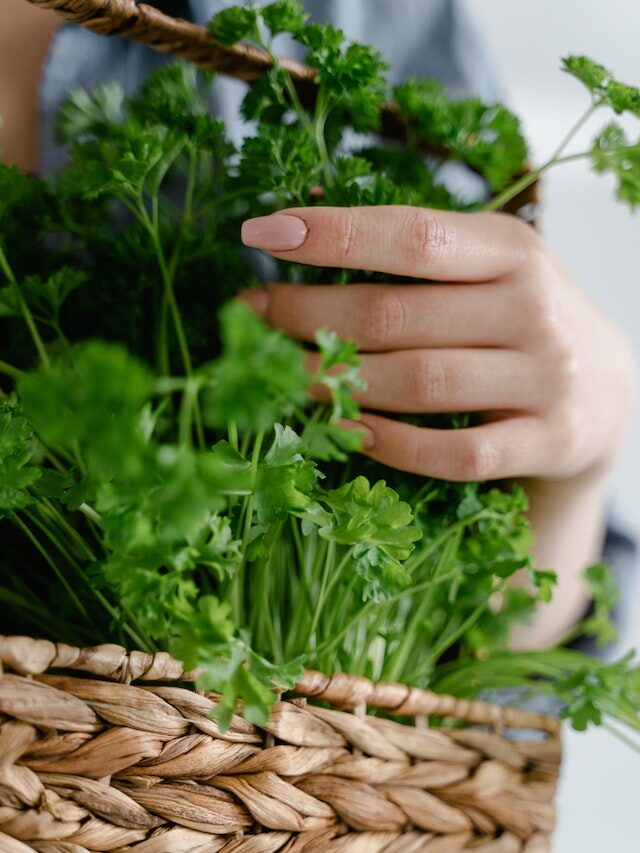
[0, 360, 22, 379]
[602, 722, 640, 755]
[485, 102, 599, 212]
[384, 528, 462, 683]
[0, 243, 50, 370]
[307, 539, 336, 649]
[13, 513, 91, 623]
[233, 430, 265, 624]
[137, 198, 206, 448]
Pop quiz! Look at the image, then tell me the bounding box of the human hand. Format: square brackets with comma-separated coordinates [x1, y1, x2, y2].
[240, 205, 635, 485]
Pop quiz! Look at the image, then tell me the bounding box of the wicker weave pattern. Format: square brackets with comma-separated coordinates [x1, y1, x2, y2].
[25, 0, 317, 81]
[0, 637, 559, 851]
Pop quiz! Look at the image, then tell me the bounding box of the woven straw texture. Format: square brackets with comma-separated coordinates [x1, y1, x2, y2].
[0, 636, 560, 852]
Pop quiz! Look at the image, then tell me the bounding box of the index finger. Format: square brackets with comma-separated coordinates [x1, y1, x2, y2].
[241, 205, 535, 282]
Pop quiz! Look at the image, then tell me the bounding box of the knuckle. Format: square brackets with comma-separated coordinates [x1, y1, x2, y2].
[359, 288, 406, 348]
[411, 352, 449, 408]
[552, 345, 581, 396]
[333, 209, 360, 260]
[404, 209, 454, 270]
[504, 214, 545, 266]
[520, 282, 563, 346]
[453, 436, 500, 482]
[553, 408, 584, 463]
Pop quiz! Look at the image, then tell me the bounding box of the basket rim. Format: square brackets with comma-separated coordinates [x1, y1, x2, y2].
[0, 635, 560, 734]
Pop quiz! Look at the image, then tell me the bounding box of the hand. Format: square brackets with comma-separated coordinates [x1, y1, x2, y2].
[240, 205, 635, 485]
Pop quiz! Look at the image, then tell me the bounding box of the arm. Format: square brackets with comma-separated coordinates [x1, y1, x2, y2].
[0, 0, 60, 172]
[239, 205, 636, 649]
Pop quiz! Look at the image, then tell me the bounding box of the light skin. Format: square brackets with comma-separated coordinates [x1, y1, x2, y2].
[0, 0, 60, 172]
[3, 0, 636, 650]
[240, 207, 636, 648]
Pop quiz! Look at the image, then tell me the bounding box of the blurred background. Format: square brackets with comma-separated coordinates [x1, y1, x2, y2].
[465, 0, 640, 848]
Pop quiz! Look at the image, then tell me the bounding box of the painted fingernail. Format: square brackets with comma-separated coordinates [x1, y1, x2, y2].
[241, 215, 308, 251]
[337, 419, 375, 449]
[238, 288, 269, 318]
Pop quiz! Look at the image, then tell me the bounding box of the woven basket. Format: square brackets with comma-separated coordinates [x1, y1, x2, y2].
[6, 4, 553, 850]
[0, 636, 560, 851]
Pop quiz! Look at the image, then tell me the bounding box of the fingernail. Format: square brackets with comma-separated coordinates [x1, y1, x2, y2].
[241, 215, 308, 251]
[238, 288, 269, 318]
[337, 419, 375, 449]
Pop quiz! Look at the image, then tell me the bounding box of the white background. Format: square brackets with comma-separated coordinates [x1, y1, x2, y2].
[465, 1, 640, 849]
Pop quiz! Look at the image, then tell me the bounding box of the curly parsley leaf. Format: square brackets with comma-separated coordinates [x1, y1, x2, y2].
[312, 328, 365, 422]
[261, 0, 308, 37]
[590, 123, 640, 210]
[394, 79, 527, 191]
[18, 341, 153, 476]
[305, 476, 420, 601]
[254, 424, 320, 524]
[0, 402, 41, 513]
[209, 6, 259, 45]
[202, 301, 308, 431]
[579, 561, 619, 647]
[563, 55, 640, 117]
[57, 83, 126, 143]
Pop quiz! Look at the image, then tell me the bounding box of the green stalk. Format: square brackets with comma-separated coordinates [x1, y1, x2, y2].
[415, 594, 499, 681]
[134, 195, 205, 447]
[24, 504, 155, 651]
[306, 538, 335, 650]
[313, 89, 335, 189]
[232, 430, 265, 625]
[13, 514, 90, 623]
[384, 528, 462, 683]
[485, 102, 600, 213]
[602, 722, 640, 755]
[0, 359, 23, 379]
[0, 243, 50, 369]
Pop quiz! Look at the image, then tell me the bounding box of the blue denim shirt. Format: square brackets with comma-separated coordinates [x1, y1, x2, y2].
[39, 0, 637, 644]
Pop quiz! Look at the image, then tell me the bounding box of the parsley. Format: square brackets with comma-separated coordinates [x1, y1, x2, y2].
[0, 11, 638, 737]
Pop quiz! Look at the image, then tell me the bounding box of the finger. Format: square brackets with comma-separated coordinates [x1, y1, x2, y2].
[350, 412, 548, 481]
[241, 206, 534, 281]
[240, 282, 522, 351]
[307, 349, 539, 414]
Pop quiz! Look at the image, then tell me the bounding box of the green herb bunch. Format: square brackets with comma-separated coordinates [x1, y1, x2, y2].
[1, 1, 639, 739]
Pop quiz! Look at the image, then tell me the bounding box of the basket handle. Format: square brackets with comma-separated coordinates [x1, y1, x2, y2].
[24, 0, 538, 215]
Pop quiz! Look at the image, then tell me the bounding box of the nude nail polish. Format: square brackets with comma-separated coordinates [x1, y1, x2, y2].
[241, 215, 308, 251]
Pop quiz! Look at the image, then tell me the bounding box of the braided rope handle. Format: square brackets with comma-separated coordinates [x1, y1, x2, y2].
[24, 0, 538, 214]
[0, 636, 560, 734]
[25, 0, 315, 82]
